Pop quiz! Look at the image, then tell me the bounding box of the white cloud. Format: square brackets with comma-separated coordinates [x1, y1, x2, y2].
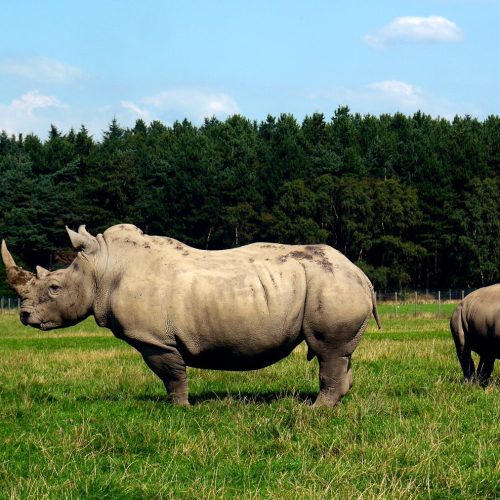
[0, 56, 85, 84]
[143, 88, 240, 121]
[11, 90, 67, 114]
[120, 100, 150, 119]
[364, 16, 463, 48]
[306, 80, 481, 119]
[367, 80, 424, 108]
[0, 86, 241, 138]
[0, 90, 68, 135]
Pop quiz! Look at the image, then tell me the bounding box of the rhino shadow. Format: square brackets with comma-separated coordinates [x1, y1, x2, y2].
[137, 390, 316, 405]
[441, 373, 499, 386]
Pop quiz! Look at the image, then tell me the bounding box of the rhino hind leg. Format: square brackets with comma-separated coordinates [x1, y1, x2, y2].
[139, 345, 189, 405]
[476, 355, 495, 387]
[313, 353, 352, 408]
[458, 345, 475, 383]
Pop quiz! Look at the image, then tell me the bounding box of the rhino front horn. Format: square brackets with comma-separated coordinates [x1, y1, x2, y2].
[1, 240, 34, 293]
[1, 240, 16, 269]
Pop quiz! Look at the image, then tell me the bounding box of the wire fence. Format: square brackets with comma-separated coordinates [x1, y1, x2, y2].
[376, 289, 475, 317]
[0, 297, 21, 312]
[0, 289, 475, 317]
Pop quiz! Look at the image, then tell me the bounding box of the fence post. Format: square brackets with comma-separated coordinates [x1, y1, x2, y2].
[438, 291, 441, 315]
[394, 291, 398, 316]
[414, 291, 418, 317]
[461, 290, 464, 300]
[1, 297, 3, 314]
[18, 298, 21, 309]
[449, 288, 452, 301]
[8, 298, 11, 310]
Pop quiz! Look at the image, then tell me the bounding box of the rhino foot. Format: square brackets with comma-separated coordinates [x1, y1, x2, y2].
[169, 393, 190, 406]
[312, 389, 342, 408]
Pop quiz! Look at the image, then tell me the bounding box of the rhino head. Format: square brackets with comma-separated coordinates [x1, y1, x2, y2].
[1, 226, 100, 330]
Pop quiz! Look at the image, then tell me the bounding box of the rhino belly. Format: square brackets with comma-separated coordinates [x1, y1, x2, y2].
[175, 302, 306, 370]
[181, 332, 305, 370]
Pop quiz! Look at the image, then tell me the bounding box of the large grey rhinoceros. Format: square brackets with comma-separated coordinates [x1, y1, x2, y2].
[450, 284, 500, 386]
[2, 224, 381, 407]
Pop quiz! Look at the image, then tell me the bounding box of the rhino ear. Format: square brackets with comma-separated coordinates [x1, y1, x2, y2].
[66, 225, 99, 254]
[36, 265, 50, 279]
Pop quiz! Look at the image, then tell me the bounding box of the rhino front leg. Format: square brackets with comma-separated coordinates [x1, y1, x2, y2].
[313, 353, 352, 408]
[476, 355, 495, 387]
[139, 345, 189, 405]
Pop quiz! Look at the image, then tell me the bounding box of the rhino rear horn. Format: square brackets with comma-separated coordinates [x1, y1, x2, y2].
[36, 265, 50, 279]
[1, 240, 34, 293]
[66, 225, 99, 254]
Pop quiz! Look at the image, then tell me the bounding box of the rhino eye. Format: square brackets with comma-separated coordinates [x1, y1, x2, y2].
[49, 284, 62, 293]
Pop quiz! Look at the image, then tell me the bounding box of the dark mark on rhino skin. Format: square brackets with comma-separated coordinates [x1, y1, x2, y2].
[315, 293, 323, 312]
[7, 268, 32, 289]
[318, 258, 334, 273]
[289, 250, 313, 261]
[306, 245, 326, 258]
[261, 244, 286, 249]
[143, 243, 151, 249]
[276, 246, 335, 273]
[182, 251, 189, 256]
[249, 258, 255, 263]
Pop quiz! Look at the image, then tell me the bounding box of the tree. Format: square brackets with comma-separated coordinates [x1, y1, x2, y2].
[451, 177, 500, 286]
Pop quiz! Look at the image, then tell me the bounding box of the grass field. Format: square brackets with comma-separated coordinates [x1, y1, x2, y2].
[0, 308, 498, 499]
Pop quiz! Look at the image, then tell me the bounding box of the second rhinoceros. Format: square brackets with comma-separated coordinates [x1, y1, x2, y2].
[2, 224, 381, 407]
[450, 284, 500, 386]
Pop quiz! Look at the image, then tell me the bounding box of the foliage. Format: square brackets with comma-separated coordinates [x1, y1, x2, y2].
[0, 109, 499, 290]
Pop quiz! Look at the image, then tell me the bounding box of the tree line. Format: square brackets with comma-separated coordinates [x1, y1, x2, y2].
[0, 107, 498, 294]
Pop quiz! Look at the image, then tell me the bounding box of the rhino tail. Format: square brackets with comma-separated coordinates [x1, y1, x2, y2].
[450, 304, 466, 352]
[370, 286, 382, 330]
[450, 304, 475, 381]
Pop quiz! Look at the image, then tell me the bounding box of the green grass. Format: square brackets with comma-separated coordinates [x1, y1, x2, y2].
[0, 311, 498, 499]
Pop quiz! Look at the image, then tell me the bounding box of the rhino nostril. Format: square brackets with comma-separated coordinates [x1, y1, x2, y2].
[20, 310, 31, 324]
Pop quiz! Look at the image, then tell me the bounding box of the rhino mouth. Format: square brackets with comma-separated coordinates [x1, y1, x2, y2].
[38, 321, 59, 331]
[20, 310, 58, 330]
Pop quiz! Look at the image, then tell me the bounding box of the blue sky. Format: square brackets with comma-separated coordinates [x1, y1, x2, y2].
[1, 0, 499, 138]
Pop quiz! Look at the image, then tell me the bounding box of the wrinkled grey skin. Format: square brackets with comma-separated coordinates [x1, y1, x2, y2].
[450, 284, 500, 386]
[2, 224, 381, 407]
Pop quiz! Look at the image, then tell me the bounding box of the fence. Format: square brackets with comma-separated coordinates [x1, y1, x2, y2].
[0, 297, 21, 312]
[376, 289, 475, 317]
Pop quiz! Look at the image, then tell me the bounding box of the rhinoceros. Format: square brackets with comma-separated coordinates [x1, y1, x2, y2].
[2, 224, 381, 407]
[450, 284, 500, 386]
